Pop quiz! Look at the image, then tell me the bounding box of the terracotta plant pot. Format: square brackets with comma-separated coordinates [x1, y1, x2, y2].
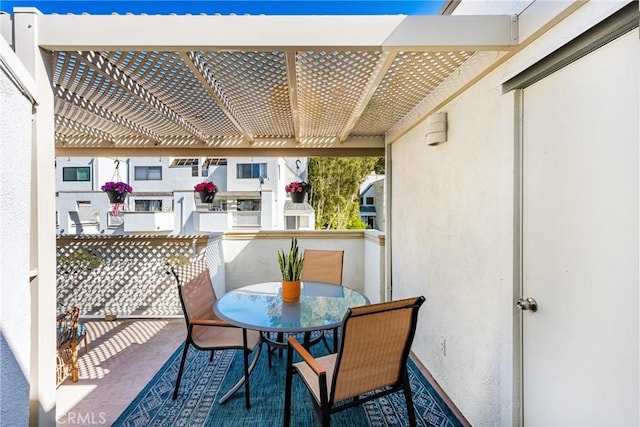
[282, 280, 301, 303]
[290, 191, 305, 203]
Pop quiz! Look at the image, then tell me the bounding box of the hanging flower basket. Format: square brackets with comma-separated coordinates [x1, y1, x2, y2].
[106, 191, 127, 203]
[285, 181, 311, 204]
[290, 191, 305, 203]
[195, 181, 218, 203]
[101, 182, 132, 203]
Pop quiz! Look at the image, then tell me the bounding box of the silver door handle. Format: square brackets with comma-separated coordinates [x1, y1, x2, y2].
[517, 297, 538, 312]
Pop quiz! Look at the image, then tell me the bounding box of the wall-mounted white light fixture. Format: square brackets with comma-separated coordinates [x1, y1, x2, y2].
[425, 112, 447, 146]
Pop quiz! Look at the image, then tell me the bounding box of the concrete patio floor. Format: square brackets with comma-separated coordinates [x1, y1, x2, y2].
[56, 317, 469, 427]
[56, 318, 185, 426]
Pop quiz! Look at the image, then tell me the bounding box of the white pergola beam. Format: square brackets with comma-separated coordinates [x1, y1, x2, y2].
[76, 51, 209, 143]
[284, 52, 301, 143]
[34, 13, 515, 51]
[55, 135, 385, 157]
[339, 51, 398, 142]
[55, 115, 116, 143]
[383, 15, 517, 51]
[55, 85, 161, 141]
[178, 52, 254, 143]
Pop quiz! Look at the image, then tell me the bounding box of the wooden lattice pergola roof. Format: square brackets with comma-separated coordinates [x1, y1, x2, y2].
[8, 11, 517, 156]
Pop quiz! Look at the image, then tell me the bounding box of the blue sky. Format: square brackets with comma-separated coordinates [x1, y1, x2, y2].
[0, 1, 445, 15]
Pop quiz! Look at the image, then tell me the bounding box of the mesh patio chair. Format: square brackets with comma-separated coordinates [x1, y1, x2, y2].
[300, 249, 344, 286]
[300, 249, 344, 352]
[172, 259, 262, 409]
[284, 296, 426, 427]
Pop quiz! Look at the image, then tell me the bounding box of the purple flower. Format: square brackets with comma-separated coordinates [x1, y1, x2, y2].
[101, 181, 132, 193]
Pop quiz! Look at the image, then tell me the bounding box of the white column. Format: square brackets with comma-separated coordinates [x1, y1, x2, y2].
[14, 8, 57, 426]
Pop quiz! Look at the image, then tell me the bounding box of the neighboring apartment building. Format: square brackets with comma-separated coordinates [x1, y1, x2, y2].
[359, 174, 385, 231]
[56, 156, 315, 235]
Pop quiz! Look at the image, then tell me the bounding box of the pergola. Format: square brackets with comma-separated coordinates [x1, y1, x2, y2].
[5, 10, 516, 157]
[5, 3, 613, 425]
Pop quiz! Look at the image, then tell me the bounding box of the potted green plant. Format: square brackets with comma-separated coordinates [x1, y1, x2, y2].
[277, 237, 304, 302]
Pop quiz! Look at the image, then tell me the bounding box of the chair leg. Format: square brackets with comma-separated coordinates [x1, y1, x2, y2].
[320, 402, 331, 427]
[303, 331, 311, 349]
[83, 334, 89, 355]
[209, 350, 215, 362]
[277, 332, 284, 357]
[284, 345, 294, 427]
[172, 341, 190, 400]
[402, 372, 417, 427]
[242, 330, 251, 410]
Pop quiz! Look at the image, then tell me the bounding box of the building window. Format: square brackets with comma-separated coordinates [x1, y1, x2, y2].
[236, 163, 267, 179]
[237, 199, 261, 211]
[366, 197, 374, 205]
[134, 166, 162, 180]
[62, 166, 90, 181]
[170, 158, 199, 177]
[201, 158, 227, 177]
[135, 200, 163, 212]
[170, 158, 198, 167]
[285, 216, 309, 230]
[207, 200, 227, 212]
[204, 158, 228, 166]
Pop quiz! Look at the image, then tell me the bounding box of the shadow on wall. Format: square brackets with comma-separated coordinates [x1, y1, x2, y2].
[56, 235, 212, 317]
[0, 333, 30, 426]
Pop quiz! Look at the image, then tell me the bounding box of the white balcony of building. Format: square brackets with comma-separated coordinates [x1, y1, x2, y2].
[123, 211, 175, 234]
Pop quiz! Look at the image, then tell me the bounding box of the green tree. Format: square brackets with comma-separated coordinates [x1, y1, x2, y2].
[308, 157, 381, 229]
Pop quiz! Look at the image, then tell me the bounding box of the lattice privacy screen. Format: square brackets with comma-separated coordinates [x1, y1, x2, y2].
[56, 235, 213, 317]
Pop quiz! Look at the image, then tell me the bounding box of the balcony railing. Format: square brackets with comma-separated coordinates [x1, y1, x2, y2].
[232, 211, 261, 227]
[123, 211, 175, 233]
[56, 230, 385, 318]
[194, 210, 232, 231]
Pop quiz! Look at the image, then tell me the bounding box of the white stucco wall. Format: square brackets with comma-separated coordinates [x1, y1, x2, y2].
[222, 232, 365, 293]
[392, 70, 514, 425]
[390, 2, 636, 425]
[0, 64, 33, 427]
[363, 230, 385, 303]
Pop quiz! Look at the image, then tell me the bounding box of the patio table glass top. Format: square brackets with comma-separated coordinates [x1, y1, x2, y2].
[214, 281, 369, 333]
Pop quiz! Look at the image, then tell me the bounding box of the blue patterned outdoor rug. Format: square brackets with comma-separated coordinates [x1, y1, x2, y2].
[113, 340, 462, 427]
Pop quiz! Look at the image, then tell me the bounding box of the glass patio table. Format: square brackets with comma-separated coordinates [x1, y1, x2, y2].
[212, 281, 369, 404]
[214, 280, 369, 343]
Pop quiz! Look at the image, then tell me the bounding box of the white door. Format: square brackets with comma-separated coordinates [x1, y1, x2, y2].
[522, 30, 638, 425]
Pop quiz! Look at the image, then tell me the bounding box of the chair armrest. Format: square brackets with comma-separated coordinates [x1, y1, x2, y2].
[287, 336, 326, 376]
[190, 318, 231, 327]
